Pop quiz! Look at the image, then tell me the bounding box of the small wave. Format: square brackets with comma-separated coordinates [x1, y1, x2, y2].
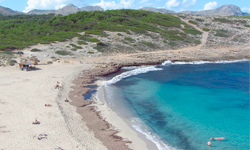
[104, 66, 162, 85]
[162, 59, 249, 66]
[131, 118, 179, 150]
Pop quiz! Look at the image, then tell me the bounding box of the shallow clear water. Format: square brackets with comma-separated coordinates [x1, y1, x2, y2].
[104, 61, 250, 150]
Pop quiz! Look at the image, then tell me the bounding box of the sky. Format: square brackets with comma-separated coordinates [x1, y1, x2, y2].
[0, 0, 249, 13]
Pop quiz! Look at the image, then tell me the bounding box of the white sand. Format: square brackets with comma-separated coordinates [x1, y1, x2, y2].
[0, 62, 108, 150]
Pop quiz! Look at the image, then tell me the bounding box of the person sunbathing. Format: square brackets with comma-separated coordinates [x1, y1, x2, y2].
[32, 119, 40, 125]
[38, 134, 48, 140]
[38, 136, 47, 140]
[45, 104, 52, 107]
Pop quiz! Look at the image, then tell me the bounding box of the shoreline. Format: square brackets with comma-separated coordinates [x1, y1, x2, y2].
[68, 53, 249, 150]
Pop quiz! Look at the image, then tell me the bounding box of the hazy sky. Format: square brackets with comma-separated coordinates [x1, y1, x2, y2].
[0, 0, 249, 13]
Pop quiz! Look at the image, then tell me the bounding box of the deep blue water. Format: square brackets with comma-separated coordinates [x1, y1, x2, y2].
[104, 61, 250, 150]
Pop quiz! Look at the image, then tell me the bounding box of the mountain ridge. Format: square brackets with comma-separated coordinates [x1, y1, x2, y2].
[0, 6, 23, 16]
[28, 4, 104, 16]
[0, 4, 248, 16]
[180, 4, 243, 16]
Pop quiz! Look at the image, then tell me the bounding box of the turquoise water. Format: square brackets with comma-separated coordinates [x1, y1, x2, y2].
[104, 61, 249, 150]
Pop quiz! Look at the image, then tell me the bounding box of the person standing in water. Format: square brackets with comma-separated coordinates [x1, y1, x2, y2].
[207, 140, 212, 146]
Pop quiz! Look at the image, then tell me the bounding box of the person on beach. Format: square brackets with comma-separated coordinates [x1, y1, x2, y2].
[38, 134, 48, 140]
[55, 81, 60, 89]
[32, 119, 40, 125]
[65, 98, 69, 102]
[45, 104, 52, 107]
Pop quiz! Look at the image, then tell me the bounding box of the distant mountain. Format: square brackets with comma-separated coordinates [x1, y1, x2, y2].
[0, 6, 23, 16]
[180, 4, 243, 16]
[28, 9, 56, 15]
[55, 4, 79, 15]
[140, 7, 175, 14]
[80, 6, 104, 11]
[27, 4, 104, 16]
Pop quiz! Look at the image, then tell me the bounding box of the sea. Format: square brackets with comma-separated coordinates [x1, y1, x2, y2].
[101, 60, 249, 150]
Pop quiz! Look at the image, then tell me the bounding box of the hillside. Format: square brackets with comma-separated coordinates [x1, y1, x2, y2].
[0, 9, 249, 67]
[0, 9, 202, 52]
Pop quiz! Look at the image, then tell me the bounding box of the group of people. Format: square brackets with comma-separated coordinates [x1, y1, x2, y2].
[32, 81, 66, 149]
[207, 137, 225, 146]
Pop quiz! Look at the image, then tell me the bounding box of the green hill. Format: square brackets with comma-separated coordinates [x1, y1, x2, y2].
[0, 9, 201, 51]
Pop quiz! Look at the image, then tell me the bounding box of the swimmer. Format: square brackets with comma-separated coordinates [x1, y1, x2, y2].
[207, 141, 211, 146]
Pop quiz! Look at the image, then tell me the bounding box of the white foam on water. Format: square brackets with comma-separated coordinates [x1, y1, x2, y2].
[162, 59, 249, 66]
[131, 118, 180, 150]
[104, 66, 162, 85]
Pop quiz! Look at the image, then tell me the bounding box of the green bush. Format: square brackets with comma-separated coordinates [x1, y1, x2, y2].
[87, 38, 100, 42]
[194, 40, 201, 44]
[168, 41, 176, 47]
[140, 41, 156, 48]
[124, 37, 135, 42]
[188, 20, 197, 25]
[71, 48, 77, 51]
[55, 50, 71, 55]
[182, 28, 202, 35]
[202, 28, 210, 31]
[31, 48, 42, 52]
[78, 41, 88, 45]
[213, 18, 232, 23]
[85, 30, 104, 35]
[214, 29, 229, 37]
[70, 43, 82, 49]
[94, 42, 109, 52]
[195, 18, 204, 22]
[244, 25, 250, 28]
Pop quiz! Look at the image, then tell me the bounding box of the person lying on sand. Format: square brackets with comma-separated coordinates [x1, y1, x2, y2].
[45, 104, 52, 107]
[32, 119, 40, 125]
[38, 134, 48, 140]
[38, 136, 47, 140]
[55, 147, 64, 150]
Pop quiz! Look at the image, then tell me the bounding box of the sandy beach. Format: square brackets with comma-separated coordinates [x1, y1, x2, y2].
[0, 61, 109, 150]
[0, 41, 249, 150]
